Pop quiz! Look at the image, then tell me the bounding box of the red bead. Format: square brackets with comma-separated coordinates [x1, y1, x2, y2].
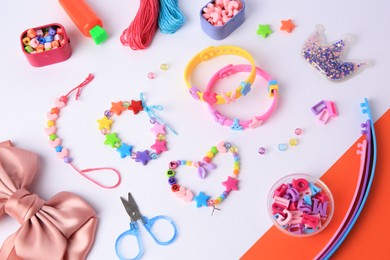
[171, 184, 180, 192]
[59, 96, 68, 103]
[203, 156, 211, 163]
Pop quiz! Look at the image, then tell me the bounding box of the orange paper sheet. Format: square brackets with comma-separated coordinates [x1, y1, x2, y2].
[241, 109, 390, 259]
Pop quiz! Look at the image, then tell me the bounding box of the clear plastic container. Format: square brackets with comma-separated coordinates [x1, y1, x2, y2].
[267, 173, 334, 237]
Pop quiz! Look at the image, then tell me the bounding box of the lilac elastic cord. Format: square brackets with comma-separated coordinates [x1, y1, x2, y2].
[316, 98, 377, 259]
[205, 64, 278, 130]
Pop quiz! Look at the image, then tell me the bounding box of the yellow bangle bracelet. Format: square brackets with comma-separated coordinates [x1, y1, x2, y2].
[184, 45, 257, 105]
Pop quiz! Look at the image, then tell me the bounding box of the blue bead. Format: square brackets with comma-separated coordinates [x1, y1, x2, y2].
[55, 146, 63, 152]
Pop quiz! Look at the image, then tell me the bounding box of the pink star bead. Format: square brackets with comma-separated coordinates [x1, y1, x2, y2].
[151, 140, 167, 154]
[222, 176, 239, 192]
[151, 123, 166, 136]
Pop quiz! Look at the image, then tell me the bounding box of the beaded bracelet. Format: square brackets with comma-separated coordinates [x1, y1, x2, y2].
[206, 64, 279, 130]
[98, 93, 177, 165]
[44, 74, 121, 189]
[165, 141, 240, 212]
[184, 45, 257, 105]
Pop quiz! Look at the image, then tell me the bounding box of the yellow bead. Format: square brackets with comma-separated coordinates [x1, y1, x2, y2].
[47, 120, 56, 127]
[206, 151, 214, 158]
[234, 161, 240, 168]
[160, 63, 169, 71]
[186, 161, 192, 166]
[289, 138, 298, 146]
[157, 134, 166, 141]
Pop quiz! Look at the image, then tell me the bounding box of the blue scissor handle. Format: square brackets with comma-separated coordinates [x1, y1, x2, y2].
[115, 222, 144, 260]
[141, 215, 178, 245]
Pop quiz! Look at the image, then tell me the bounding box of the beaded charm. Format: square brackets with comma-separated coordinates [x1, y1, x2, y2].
[165, 141, 240, 212]
[302, 25, 367, 81]
[44, 74, 121, 189]
[98, 93, 176, 165]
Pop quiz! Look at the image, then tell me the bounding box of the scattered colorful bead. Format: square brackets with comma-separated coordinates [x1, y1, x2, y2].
[294, 128, 303, 136]
[160, 63, 169, 71]
[166, 141, 240, 210]
[22, 25, 66, 54]
[256, 24, 272, 38]
[258, 147, 266, 155]
[147, 72, 155, 79]
[289, 138, 298, 146]
[268, 174, 334, 236]
[278, 143, 287, 151]
[280, 19, 295, 33]
[202, 0, 243, 27]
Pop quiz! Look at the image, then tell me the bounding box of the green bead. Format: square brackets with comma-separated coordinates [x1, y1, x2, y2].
[166, 169, 175, 177]
[211, 146, 218, 154]
[49, 134, 57, 141]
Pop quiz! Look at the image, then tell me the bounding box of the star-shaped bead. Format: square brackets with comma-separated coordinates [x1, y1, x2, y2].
[135, 150, 151, 165]
[104, 133, 121, 148]
[280, 19, 295, 33]
[129, 100, 143, 114]
[222, 176, 239, 192]
[151, 123, 166, 136]
[110, 101, 126, 115]
[97, 116, 113, 130]
[151, 140, 167, 154]
[116, 143, 133, 158]
[194, 192, 210, 208]
[257, 24, 272, 38]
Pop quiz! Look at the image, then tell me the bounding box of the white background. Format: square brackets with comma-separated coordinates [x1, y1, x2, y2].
[1, 0, 389, 259]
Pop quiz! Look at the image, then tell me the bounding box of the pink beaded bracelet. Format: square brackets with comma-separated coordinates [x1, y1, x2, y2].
[44, 74, 121, 189]
[206, 64, 279, 130]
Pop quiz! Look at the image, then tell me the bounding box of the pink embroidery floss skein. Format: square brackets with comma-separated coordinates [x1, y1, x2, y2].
[120, 0, 160, 50]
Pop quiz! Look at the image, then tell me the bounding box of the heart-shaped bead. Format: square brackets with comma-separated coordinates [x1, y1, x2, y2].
[49, 138, 62, 148]
[56, 148, 69, 159]
[47, 112, 59, 121]
[44, 126, 57, 135]
[55, 98, 66, 108]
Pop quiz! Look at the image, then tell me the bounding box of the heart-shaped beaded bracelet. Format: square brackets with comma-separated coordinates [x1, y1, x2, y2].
[97, 93, 177, 165]
[165, 141, 240, 212]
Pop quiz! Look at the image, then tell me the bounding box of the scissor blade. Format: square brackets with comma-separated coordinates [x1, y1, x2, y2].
[120, 193, 142, 222]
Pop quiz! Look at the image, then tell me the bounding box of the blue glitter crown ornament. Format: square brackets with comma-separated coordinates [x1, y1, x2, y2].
[302, 25, 368, 82]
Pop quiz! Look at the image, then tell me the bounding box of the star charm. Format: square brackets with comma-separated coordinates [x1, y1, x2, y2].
[240, 81, 251, 96]
[97, 116, 113, 130]
[151, 123, 166, 136]
[194, 192, 210, 208]
[257, 24, 272, 38]
[129, 100, 143, 114]
[135, 150, 151, 165]
[116, 143, 133, 158]
[222, 176, 239, 192]
[280, 19, 295, 33]
[151, 140, 167, 154]
[104, 133, 121, 147]
[110, 101, 126, 115]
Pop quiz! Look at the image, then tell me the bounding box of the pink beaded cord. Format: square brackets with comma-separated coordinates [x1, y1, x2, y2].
[44, 74, 121, 189]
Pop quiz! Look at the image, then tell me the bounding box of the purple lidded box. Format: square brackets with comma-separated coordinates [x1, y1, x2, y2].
[200, 0, 246, 40]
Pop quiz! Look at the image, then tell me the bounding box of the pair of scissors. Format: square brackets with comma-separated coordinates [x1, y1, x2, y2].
[115, 192, 178, 260]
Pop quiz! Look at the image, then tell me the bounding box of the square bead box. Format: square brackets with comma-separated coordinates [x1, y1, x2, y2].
[20, 23, 72, 67]
[200, 0, 246, 40]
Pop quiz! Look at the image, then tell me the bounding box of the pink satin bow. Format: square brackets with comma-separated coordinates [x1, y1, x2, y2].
[0, 141, 97, 260]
